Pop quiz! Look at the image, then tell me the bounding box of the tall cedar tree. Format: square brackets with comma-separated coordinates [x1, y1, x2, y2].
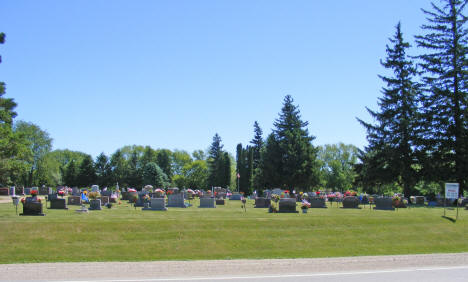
[236, 144, 254, 194]
[207, 133, 230, 188]
[77, 155, 97, 187]
[261, 95, 319, 190]
[415, 0, 468, 194]
[358, 23, 421, 196]
[250, 121, 263, 170]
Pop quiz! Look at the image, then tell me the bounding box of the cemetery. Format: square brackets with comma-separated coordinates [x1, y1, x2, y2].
[0, 185, 466, 264]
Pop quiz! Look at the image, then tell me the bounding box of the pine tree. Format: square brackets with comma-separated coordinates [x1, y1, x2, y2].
[77, 155, 97, 187]
[250, 121, 263, 170]
[415, 0, 468, 194]
[207, 133, 225, 188]
[260, 95, 319, 190]
[95, 152, 112, 187]
[358, 23, 421, 196]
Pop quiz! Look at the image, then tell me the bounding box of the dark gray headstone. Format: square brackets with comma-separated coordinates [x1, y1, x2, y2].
[50, 198, 68, 209]
[101, 190, 112, 197]
[216, 199, 225, 205]
[39, 187, 52, 195]
[415, 196, 425, 205]
[0, 187, 9, 196]
[100, 196, 110, 206]
[67, 196, 82, 205]
[255, 197, 271, 208]
[121, 191, 129, 200]
[342, 196, 360, 209]
[89, 199, 102, 210]
[143, 198, 167, 211]
[72, 187, 81, 196]
[47, 194, 58, 201]
[20, 201, 45, 216]
[374, 197, 395, 210]
[15, 187, 23, 195]
[309, 197, 327, 208]
[278, 198, 298, 213]
[199, 197, 215, 208]
[230, 194, 243, 200]
[167, 193, 186, 208]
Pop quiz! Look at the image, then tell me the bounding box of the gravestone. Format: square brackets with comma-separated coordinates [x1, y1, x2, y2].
[216, 192, 227, 199]
[342, 196, 360, 209]
[360, 196, 369, 205]
[9, 187, 15, 195]
[121, 191, 129, 200]
[255, 197, 271, 208]
[216, 199, 225, 205]
[100, 196, 110, 206]
[394, 198, 408, 208]
[415, 196, 425, 205]
[134, 192, 147, 207]
[230, 194, 243, 200]
[20, 198, 45, 216]
[47, 194, 58, 201]
[127, 192, 138, 203]
[167, 193, 186, 208]
[101, 190, 112, 197]
[24, 188, 31, 195]
[39, 187, 52, 195]
[72, 187, 81, 196]
[199, 197, 215, 208]
[76, 205, 88, 213]
[279, 198, 297, 213]
[91, 185, 100, 192]
[89, 199, 102, 210]
[50, 198, 68, 210]
[309, 197, 327, 208]
[15, 187, 24, 195]
[142, 198, 167, 211]
[374, 197, 395, 210]
[68, 196, 82, 205]
[0, 187, 9, 196]
[110, 195, 118, 203]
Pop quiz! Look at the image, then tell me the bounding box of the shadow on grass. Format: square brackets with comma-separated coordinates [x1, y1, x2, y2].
[441, 216, 457, 223]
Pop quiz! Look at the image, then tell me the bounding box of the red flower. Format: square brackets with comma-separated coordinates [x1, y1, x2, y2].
[31, 190, 38, 196]
[316, 191, 320, 195]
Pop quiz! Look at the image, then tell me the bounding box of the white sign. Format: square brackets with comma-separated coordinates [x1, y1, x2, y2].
[445, 183, 459, 199]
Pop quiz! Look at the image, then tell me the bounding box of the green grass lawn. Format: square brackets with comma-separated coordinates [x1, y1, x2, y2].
[0, 197, 466, 264]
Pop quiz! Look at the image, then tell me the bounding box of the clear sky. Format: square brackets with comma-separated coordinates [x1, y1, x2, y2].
[1, 0, 430, 158]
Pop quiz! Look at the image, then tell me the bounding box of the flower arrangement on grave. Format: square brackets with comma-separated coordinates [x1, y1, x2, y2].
[315, 191, 320, 196]
[155, 188, 165, 197]
[327, 194, 336, 202]
[21, 197, 25, 204]
[392, 194, 401, 207]
[31, 190, 38, 196]
[301, 200, 311, 210]
[58, 190, 65, 197]
[143, 194, 151, 203]
[166, 190, 174, 195]
[88, 191, 99, 200]
[301, 193, 308, 200]
[271, 194, 280, 203]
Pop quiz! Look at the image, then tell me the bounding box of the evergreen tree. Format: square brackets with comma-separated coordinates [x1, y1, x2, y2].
[110, 149, 128, 186]
[207, 133, 226, 187]
[63, 159, 78, 187]
[126, 150, 142, 188]
[358, 23, 421, 196]
[156, 149, 172, 181]
[77, 155, 97, 187]
[415, 0, 468, 194]
[222, 152, 231, 189]
[260, 95, 319, 190]
[250, 121, 263, 170]
[143, 162, 168, 188]
[95, 152, 112, 187]
[236, 143, 254, 194]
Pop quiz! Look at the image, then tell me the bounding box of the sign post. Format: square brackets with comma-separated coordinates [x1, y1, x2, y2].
[444, 183, 459, 220]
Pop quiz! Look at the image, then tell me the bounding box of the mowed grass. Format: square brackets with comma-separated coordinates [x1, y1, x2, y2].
[0, 197, 466, 263]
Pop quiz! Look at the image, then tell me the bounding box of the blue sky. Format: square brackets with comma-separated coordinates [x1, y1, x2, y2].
[1, 0, 430, 158]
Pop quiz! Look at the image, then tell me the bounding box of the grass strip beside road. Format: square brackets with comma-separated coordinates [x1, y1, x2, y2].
[0, 198, 466, 263]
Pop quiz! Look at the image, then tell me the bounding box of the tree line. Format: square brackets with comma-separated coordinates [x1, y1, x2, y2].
[1, 0, 466, 196]
[357, 0, 468, 196]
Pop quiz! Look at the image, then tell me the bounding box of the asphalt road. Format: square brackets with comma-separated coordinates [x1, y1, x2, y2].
[1, 253, 467, 282]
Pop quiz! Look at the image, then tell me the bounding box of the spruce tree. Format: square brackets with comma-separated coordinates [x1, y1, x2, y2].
[250, 121, 263, 170]
[260, 95, 319, 190]
[207, 133, 225, 188]
[358, 23, 421, 196]
[77, 155, 97, 187]
[415, 0, 468, 194]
